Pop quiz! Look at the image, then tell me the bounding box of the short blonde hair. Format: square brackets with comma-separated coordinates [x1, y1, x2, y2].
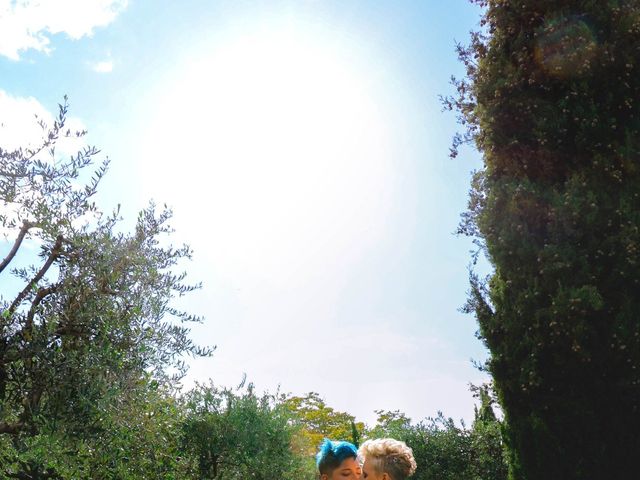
[358, 438, 417, 480]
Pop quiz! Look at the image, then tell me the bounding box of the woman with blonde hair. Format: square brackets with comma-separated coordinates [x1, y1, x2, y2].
[358, 438, 417, 480]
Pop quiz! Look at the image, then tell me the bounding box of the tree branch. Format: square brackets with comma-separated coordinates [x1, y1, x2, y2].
[0, 220, 33, 275]
[25, 284, 58, 333]
[8, 235, 63, 315]
[0, 285, 59, 399]
[0, 420, 25, 435]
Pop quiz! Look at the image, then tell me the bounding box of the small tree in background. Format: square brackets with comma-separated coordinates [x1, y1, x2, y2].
[283, 391, 365, 455]
[180, 381, 309, 479]
[366, 409, 413, 440]
[469, 384, 509, 480]
[446, 1, 640, 478]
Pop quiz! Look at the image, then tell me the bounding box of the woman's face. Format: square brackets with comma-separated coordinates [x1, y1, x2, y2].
[362, 460, 387, 480]
[322, 457, 363, 480]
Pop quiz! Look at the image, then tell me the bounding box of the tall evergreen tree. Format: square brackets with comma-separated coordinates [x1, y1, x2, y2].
[446, 1, 640, 478]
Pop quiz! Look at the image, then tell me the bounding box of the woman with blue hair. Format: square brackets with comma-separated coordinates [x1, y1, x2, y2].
[316, 438, 362, 479]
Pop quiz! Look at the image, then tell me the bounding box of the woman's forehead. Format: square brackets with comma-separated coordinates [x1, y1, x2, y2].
[339, 457, 361, 468]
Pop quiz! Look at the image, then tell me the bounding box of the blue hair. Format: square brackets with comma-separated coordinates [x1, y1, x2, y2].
[316, 438, 358, 474]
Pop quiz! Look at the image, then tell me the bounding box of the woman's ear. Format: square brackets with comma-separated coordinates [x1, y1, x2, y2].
[320, 474, 329, 480]
[381, 474, 390, 480]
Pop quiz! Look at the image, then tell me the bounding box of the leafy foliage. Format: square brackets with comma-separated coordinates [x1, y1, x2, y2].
[0, 98, 211, 477]
[180, 382, 310, 479]
[366, 386, 508, 480]
[283, 391, 365, 456]
[446, 1, 640, 478]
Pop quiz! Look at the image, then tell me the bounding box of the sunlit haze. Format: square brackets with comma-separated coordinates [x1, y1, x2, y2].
[141, 22, 394, 280]
[0, 0, 488, 426]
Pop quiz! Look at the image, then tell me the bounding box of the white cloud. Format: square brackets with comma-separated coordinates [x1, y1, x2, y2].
[92, 59, 113, 73]
[0, 91, 50, 239]
[0, 90, 89, 239]
[0, 90, 85, 152]
[0, 0, 128, 60]
[0, 90, 53, 150]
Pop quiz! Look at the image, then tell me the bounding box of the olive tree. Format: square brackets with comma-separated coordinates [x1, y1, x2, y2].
[0, 98, 210, 476]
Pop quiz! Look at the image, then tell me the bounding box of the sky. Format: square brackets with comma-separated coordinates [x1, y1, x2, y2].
[0, 0, 490, 426]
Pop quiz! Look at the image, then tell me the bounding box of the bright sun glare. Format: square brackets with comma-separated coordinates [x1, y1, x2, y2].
[141, 23, 395, 284]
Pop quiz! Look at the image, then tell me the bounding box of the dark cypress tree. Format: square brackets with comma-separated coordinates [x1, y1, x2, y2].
[446, 1, 640, 478]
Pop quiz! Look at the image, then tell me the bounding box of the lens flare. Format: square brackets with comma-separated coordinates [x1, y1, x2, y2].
[534, 15, 598, 78]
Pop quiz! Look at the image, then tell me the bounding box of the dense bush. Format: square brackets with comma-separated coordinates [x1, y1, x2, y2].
[180, 382, 311, 479]
[367, 386, 508, 480]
